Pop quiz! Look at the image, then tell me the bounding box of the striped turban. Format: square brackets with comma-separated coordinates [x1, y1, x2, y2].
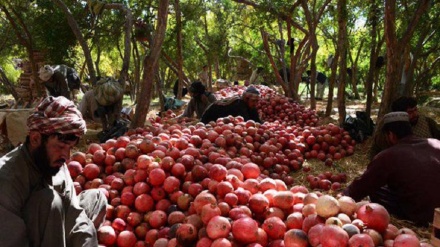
[27, 96, 87, 137]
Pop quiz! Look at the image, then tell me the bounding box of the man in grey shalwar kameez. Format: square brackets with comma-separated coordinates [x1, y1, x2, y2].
[0, 96, 107, 247]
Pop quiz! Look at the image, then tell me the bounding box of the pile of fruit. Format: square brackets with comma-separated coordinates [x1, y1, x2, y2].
[66, 86, 432, 246]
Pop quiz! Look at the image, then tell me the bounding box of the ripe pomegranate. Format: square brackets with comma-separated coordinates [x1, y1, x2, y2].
[348, 233, 375, 247]
[176, 223, 198, 246]
[316, 195, 340, 218]
[116, 230, 137, 247]
[356, 203, 390, 233]
[248, 193, 270, 214]
[284, 229, 308, 247]
[97, 225, 117, 246]
[206, 216, 231, 239]
[393, 234, 420, 247]
[262, 216, 286, 239]
[232, 217, 259, 244]
[319, 225, 349, 247]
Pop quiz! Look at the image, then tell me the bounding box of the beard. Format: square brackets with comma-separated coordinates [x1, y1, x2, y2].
[32, 143, 63, 177]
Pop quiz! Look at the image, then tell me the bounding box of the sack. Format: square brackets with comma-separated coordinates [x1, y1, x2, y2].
[343, 111, 375, 143]
[94, 77, 124, 106]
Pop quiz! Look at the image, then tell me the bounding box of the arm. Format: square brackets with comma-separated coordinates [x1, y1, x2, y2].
[178, 99, 195, 118]
[59, 166, 99, 247]
[343, 154, 390, 201]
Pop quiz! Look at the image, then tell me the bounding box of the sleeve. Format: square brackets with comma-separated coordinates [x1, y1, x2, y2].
[343, 155, 390, 201]
[179, 99, 195, 118]
[62, 168, 98, 247]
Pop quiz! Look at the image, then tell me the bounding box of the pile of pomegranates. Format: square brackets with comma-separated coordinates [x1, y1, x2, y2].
[65, 87, 431, 246]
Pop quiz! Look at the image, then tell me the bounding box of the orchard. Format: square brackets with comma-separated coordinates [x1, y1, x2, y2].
[68, 86, 432, 246]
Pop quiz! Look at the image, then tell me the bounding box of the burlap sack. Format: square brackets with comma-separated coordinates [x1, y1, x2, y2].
[4, 109, 33, 146]
[94, 77, 124, 106]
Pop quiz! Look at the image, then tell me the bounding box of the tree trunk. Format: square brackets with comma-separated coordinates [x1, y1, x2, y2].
[365, 0, 378, 118]
[174, 0, 184, 99]
[52, 0, 97, 84]
[131, 0, 169, 128]
[336, 0, 348, 125]
[1, 3, 43, 98]
[132, 38, 142, 102]
[261, 30, 289, 96]
[0, 67, 19, 101]
[380, 0, 430, 118]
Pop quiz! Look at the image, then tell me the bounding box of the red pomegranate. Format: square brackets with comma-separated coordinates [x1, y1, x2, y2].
[231, 217, 259, 244]
[356, 203, 390, 233]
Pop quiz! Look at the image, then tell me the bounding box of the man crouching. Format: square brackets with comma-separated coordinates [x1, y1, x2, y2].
[0, 96, 107, 246]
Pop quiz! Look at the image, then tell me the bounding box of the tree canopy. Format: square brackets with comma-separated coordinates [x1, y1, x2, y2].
[1, 0, 439, 127]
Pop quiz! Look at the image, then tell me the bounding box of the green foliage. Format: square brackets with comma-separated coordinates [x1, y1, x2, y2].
[0, 0, 438, 100]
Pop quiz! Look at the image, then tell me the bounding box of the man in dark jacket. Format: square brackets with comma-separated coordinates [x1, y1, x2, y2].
[39, 65, 71, 100]
[344, 111, 440, 226]
[201, 86, 261, 124]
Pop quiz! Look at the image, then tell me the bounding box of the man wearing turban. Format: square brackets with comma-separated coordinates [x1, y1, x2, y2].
[201, 86, 261, 124]
[0, 96, 107, 246]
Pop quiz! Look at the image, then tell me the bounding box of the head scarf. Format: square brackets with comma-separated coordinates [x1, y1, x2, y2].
[27, 96, 87, 137]
[38, 65, 54, 82]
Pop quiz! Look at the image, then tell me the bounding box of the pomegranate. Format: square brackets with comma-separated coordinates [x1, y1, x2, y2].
[316, 195, 340, 218]
[286, 212, 304, 230]
[232, 217, 259, 244]
[200, 203, 221, 225]
[206, 216, 231, 239]
[319, 225, 349, 247]
[117, 230, 137, 247]
[148, 210, 167, 229]
[273, 191, 295, 210]
[284, 229, 308, 247]
[338, 196, 357, 217]
[176, 223, 198, 246]
[393, 234, 420, 247]
[262, 216, 286, 240]
[97, 225, 117, 246]
[307, 223, 324, 246]
[348, 233, 375, 247]
[248, 193, 270, 214]
[193, 191, 217, 214]
[356, 203, 390, 233]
